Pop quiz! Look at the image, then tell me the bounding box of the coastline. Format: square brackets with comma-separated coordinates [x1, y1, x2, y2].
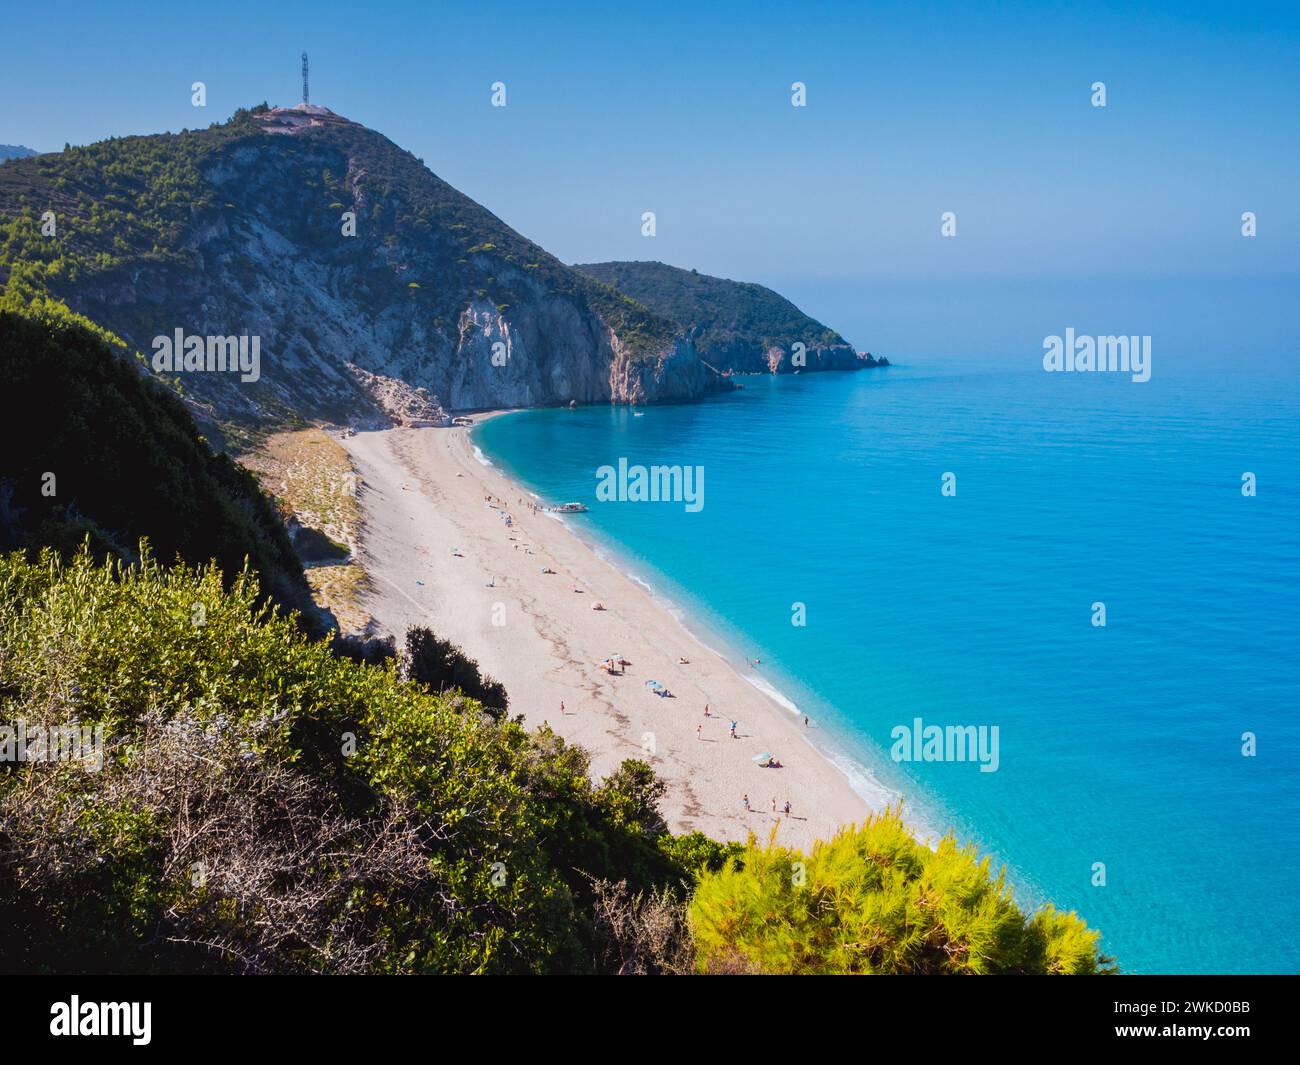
[337, 414, 881, 851]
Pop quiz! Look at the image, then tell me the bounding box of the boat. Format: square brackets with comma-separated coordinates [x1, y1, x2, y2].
[554, 502, 588, 513]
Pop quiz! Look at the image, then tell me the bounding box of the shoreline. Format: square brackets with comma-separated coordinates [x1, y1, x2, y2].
[337, 414, 882, 851]
[482, 434, 909, 824]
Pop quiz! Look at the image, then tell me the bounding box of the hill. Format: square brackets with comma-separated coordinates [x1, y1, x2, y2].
[574, 260, 886, 374]
[0, 303, 318, 623]
[0, 106, 726, 438]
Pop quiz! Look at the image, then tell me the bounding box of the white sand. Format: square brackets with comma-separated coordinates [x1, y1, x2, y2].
[339, 419, 877, 851]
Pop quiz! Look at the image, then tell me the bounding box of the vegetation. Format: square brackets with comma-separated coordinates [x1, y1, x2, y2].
[0, 305, 316, 624]
[238, 428, 369, 631]
[295, 115, 680, 361]
[0, 308, 713, 970]
[0, 105, 681, 390]
[0, 545, 1114, 974]
[0, 546, 705, 973]
[402, 626, 509, 720]
[0, 107, 269, 308]
[689, 808, 1115, 975]
[575, 260, 849, 366]
[238, 429, 359, 545]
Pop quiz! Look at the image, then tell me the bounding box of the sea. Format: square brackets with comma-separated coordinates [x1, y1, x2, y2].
[473, 286, 1299, 975]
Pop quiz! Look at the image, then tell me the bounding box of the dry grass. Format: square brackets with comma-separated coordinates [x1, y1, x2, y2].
[306, 562, 371, 635]
[240, 428, 359, 544]
[239, 429, 371, 633]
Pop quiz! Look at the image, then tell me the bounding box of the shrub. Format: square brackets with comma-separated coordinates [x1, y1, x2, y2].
[0, 546, 681, 973]
[401, 625, 508, 719]
[688, 805, 1115, 975]
[588, 879, 693, 975]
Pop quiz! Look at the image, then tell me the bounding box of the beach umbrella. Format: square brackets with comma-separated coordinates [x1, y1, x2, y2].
[752, 752, 772, 764]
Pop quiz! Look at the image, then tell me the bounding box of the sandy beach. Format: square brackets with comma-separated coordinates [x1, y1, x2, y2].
[338, 418, 875, 850]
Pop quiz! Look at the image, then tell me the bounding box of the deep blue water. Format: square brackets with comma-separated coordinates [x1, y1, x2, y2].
[474, 355, 1300, 974]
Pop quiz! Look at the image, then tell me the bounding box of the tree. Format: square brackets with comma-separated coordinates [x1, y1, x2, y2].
[688, 805, 1115, 975]
[400, 625, 508, 718]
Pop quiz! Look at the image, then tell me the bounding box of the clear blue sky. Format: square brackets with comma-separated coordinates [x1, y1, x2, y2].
[2, 0, 1296, 350]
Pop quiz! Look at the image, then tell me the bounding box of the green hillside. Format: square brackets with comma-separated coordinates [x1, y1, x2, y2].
[0, 108, 673, 358]
[0, 303, 316, 621]
[574, 259, 873, 373]
[0, 106, 697, 430]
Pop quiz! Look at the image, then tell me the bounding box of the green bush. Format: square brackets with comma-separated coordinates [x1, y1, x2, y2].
[688, 805, 1115, 975]
[0, 546, 690, 973]
[401, 626, 508, 719]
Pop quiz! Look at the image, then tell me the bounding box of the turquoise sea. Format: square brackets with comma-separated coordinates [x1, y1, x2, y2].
[474, 345, 1300, 975]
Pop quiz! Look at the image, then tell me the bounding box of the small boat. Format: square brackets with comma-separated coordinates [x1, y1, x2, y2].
[554, 502, 588, 513]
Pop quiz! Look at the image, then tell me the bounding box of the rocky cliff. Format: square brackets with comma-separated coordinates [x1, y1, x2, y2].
[0, 106, 728, 434]
[574, 260, 885, 375]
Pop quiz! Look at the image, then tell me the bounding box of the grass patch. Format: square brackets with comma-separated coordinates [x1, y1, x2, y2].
[240, 428, 369, 631]
[306, 562, 371, 634]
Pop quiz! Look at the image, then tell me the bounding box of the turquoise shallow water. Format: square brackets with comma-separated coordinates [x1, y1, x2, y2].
[474, 356, 1300, 974]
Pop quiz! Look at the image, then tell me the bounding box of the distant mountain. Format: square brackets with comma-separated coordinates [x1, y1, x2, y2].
[0, 106, 726, 435]
[574, 260, 885, 374]
[0, 145, 37, 163]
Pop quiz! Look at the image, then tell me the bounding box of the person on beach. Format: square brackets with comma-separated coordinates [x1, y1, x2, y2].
[804, 715, 809, 730]
[560, 700, 566, 715]
[704, 703, 711, 717]
[696, 723, 702, 740]
[771, 797, 777, 813]
[742, 794, 750, 811]
[729, 721, 737, 739]
[784, 800, 791, 816]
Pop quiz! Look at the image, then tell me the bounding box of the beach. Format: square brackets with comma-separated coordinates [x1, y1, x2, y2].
[338, 418, 876, 851]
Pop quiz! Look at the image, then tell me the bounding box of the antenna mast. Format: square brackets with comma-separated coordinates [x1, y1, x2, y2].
[301, 52, 309, 106]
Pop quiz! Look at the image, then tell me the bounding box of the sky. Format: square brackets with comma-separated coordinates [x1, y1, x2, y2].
[2, 0, 1297, 357]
